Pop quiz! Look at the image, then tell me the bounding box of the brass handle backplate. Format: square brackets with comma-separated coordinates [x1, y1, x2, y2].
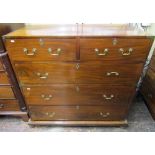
[48, 48, 62, 56]
[41, 94, 52, 100]
[103, 94, 114, 100]
[119, 48, 133, 56]
[94, 48, 109, 56]
[45, 112, 55, 117]
[36, 72, 48, 79]
[100, 112, 110, 118]
[106, 72, 119, 76]
[23, 48, 36, 56]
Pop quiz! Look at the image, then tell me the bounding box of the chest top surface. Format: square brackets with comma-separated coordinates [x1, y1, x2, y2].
[3, 24, 155, 38]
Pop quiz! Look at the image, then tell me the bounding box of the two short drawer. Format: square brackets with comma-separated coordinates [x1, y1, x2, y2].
[29, 105, 128, 121]
[6, 38, 152, 61]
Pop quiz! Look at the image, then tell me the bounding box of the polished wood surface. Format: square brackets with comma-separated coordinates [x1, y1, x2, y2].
[6, 38, 77, 61]
[0, 23, 27, 120]
[14, 62, 143, 85]
[0, 100, 20, 111]
[4, 24, 154, 125]
[0, 72, 11, 85]
[28, 120, 128, 126]
[3, 24, 155, 38]
[80, 38, 153, 62]
[0, 86, 15, 99]
[29, 105, 128, 121]
[22, 85, 135, 106]
[0, 61, 4, 71]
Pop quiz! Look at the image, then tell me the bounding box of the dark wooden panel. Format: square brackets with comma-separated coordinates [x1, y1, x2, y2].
[0, 72, 10, 85]
[29, 105, 129, 121]
[150, 56, 155, 71]
[141, 79, 155, 119]
[0, 86, 15, 99]
[0, 100, 20, 111]
[14, 62, 143, 85]
[22, 85, 135, 106]
[6, 39, 77, 61]
[80, 38, 152, 62]
[144, 69, 155, 90]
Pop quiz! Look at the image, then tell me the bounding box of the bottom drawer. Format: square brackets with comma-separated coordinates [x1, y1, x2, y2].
[0, 100, 20, 111]
[29, 105, 129, 121]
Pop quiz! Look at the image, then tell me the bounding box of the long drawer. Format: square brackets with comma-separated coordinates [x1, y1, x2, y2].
[0, 86, 15, 99]
[0, 100, 20, 111]
[6, 38, 77, 61]
[29, 105, 128, 121]
[22, 85, 135, 106]
[80, 38, 152, 61]
[14, 62, 143, 85]
[0, 72, 10, 85]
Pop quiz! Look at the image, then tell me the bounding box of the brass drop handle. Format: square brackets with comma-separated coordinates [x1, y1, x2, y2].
[0, 104, 4, 108]
[119, 48, 133, 56]
[94, 48, 108, 56]
[48, 48, 62, 56]
[45, 112, 55, 117]
[41, 94, 52, 100]
[100, 112, 110, 118]
[103, 94, 114, 100]
[36, 72, 48, 79]
[23, 48, 36, 56]
[106, 72, 119, 76]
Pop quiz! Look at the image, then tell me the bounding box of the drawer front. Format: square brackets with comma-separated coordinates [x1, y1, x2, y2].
[15, 62, 76, 84]
[29, 105, 128, 121]
[0, 86, 15, 99]
[141, 78, 155, 103]
[22, 85, 135, 105]
[80, 38, 152, 61]
[0, 100, 20, 111]
[6, 39, 77, 61]
[77, 62, 143, 84]
[144, 69, 155, 90]
[15, 62, 143, 85]
[0, 72, 10, 85]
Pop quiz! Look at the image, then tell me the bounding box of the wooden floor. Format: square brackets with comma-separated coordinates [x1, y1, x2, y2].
[0, 96, 155, 132]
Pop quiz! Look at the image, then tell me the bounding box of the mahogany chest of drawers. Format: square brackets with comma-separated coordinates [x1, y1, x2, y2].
[141, 50, 155, 120]
[3, 24, 154, 126]
[0, 24, 28, 121]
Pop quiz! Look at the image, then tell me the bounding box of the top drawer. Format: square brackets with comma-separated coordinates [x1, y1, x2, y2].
[5, 38, 77, 61]
[80, 38, 153, 61]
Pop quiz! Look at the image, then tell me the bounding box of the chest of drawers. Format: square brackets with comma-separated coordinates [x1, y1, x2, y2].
[0, 24, 28, 121]
[141, 51, 155, 120]
[3, 24, 154, 126]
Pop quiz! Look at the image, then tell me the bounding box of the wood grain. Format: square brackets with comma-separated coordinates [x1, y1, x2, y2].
[22, 85, 135, 106]
[29, 105, 129, 121]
